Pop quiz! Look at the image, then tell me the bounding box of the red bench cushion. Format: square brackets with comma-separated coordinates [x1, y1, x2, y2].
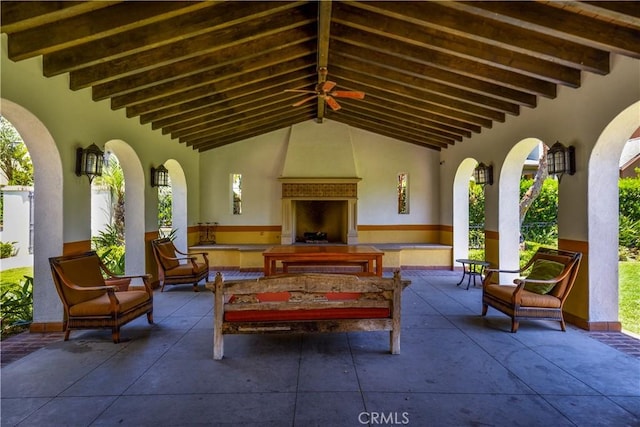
[225, 291, 389, 322]
[225, 307, 390, 322]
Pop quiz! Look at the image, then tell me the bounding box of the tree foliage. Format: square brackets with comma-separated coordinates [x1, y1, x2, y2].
[0, 116, 33, 186]
[619, 172, 640, 253]
[93, 156, 125, 243]
[619, 174, 640, 221]
[469, 181, 485, 225]
[158, 184, 172, 228]
[519, 178, 558, 224]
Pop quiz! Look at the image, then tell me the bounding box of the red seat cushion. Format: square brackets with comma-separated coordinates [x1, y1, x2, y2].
[224, 307, 390, 322]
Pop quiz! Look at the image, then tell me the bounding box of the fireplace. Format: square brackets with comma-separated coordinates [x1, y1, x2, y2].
[279, 178, 360, 245]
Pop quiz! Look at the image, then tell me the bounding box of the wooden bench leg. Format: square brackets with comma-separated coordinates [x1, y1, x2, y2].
[390, 329, 400, 355]
[214, 330, 224, 360]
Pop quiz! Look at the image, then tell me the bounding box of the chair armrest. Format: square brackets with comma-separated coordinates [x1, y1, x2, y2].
[511, 281, 526, 304]
[66, 283, 117, 292]
[482, 267, 522, 288]
[485, 267, 523, 274]
[513, 277, 559, 286]
[112, 273, 154, 295]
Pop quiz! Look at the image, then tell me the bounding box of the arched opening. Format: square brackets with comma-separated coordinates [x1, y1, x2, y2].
[452, 158, 481, 262]
[618, 134, 640, 335]
[103, 140, 145, 276]
[589, 101, 640, 328]
[164, 159, 188, 252]
[519, 141, 558, 257]
[0, 99, 63, 327]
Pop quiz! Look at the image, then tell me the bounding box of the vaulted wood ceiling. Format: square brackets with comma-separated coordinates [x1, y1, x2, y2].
[2, 1, 639, 152]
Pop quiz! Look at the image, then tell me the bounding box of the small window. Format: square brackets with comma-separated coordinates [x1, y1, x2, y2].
[398, 173, 409, 214]
[232, 173, 242, 215]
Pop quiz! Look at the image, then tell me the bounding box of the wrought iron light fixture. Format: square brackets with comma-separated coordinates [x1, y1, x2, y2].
[75, 143, 104, 183]
[547, 141, 575, 180]
[151, 164, 169, 187]
[474, 162, 493, 186]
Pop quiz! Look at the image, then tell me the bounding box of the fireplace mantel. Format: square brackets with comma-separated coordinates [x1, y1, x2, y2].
[279, 177, 361, 245]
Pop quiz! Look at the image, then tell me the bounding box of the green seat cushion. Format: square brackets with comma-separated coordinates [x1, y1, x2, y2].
[524, 259, 565, 294]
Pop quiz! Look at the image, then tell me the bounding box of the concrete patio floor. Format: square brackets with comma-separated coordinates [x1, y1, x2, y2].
[1, 270, 639, 426]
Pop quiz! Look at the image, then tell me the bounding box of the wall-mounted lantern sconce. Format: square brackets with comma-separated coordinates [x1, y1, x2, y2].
[474, 162, 494, 186]
[547, 141, 575, 180]
[75, 143, 104, 184]
[151, 164, 169, 187]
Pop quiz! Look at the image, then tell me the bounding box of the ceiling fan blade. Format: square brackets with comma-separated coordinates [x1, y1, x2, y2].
[330, 90, 365, 99]
[292, 95, 318, 107]
[284, 89, 318, 94]
[325, 95, 341, 111]
[321, 80, 337, 92]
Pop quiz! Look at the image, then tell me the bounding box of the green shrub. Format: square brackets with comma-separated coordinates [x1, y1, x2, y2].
[92, 224, 125, 275]
[619, 176, 640, 221]
[520, 178, 558, 224]
[619, 215, 640, 249]
[1, 275, 33, 338]
[0, 241, 18, 258]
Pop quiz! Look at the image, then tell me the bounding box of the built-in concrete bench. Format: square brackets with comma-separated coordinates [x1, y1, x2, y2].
[206, 271, 409, 360]
[191, 243, 452, 272]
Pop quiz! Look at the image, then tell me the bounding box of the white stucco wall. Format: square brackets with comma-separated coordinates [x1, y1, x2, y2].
[1, 34, 201, 244]
[199, 120, 440, 227]
[439, 54, 640, 240]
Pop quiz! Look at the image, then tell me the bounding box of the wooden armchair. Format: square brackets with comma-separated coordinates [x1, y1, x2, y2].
[151, 238, 210, 292]
[481, 247, 582, 333]
[49, 251, 154, 343]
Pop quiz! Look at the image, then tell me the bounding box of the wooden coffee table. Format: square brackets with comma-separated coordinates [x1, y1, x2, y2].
[263, 245, 384, 277]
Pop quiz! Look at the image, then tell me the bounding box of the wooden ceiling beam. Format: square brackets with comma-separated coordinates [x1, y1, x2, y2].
[331, 116, 443, 151]
[140, 66, 313, 125]
[177, 102, 305, 142]
[1, 1, 121, 34]
[195, 114, 313, 152]
[331, 39, 537, 108]
[457, 1, 640, 59]
[356, 1, 610, 74]
[335, 109, 452, 147]
[316, 0, 332, 122]
[7, 2, 211, 61]
[331, 72, 491, 130]
[72, 20, 315, 90]
[156, 75, 316, 132]
[43, 2, 308, 76]
[338, 99, 465, 142]
[333, 2, 581, 87]
[189, 110, 315, 149]
[95, 36, 314, 101]
[125, 52, 315, 118]
[581, 1, 640, 24]
[331, 65, 505, 123]
[330, 21, 556, 98]
[329, 51, 520, 116]
[113, 43, 314, 111]
[353, 97, 473, 138]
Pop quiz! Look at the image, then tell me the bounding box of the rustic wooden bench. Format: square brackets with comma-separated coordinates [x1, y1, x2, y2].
[206, 271, 409, 360]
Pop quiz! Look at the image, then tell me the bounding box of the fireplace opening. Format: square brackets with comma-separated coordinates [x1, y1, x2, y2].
[294, 200, 348, 244]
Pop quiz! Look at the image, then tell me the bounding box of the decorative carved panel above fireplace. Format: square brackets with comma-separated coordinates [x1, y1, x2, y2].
[282, 182, 357, 198]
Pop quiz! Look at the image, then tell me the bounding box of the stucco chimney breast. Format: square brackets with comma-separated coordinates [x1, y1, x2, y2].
[279, 120, 360, 245]
[281, 120, 358, 178]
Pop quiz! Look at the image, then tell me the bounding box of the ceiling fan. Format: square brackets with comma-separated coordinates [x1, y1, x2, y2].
[284, 68, 365, 111]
